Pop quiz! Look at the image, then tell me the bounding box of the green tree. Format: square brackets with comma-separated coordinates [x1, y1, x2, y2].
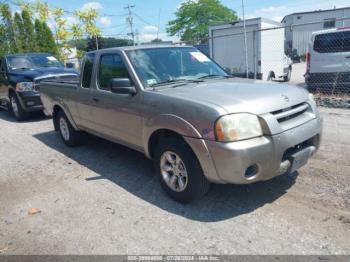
[75, 8, 101, 49]
[86, 36, 104, 51]
[151, 38, 163, 43]
[0, 3, 16, 53]
[13, 12, 26, 52]
[167, 0, 237, 43]
[34, 19, 58, 55]
[21, 10, 36, 52]
[0, 24, 7, 56]
[69, 37, 133, 52]
[34, 1, 50, 21]
[51, 8, 71, 60]
[15, 0, 35, 16]
[34, 19, 45, 51]
[42, 21, 58, 55]
[70, 23, 84, 57]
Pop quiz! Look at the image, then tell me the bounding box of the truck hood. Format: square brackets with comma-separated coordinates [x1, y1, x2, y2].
[157, 78, 309, 115]
[8, 67, 78, 82]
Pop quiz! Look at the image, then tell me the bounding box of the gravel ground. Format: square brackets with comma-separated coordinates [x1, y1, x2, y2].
[0, 107, 349, 255]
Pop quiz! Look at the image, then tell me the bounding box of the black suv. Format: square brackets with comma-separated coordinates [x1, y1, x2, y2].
[0, 53, 78, 121]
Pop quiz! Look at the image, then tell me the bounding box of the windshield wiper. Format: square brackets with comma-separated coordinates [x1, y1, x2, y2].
[150, 78, 202, 88]
[198, 74, 231, 80]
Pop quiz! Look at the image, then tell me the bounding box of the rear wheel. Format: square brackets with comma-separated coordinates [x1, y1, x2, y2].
[9, 93, 29, 121]
[57, 110, 81, 147]
[154, 137, 211, 203]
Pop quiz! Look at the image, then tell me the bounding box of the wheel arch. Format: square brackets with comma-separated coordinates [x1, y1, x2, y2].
[52, 104, 78, 131]
[143, 114, 202, 159]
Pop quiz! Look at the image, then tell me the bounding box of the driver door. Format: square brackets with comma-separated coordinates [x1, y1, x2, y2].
[89, 52, 143, 148]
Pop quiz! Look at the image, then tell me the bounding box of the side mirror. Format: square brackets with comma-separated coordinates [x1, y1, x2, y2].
[110, 78, 136, 95]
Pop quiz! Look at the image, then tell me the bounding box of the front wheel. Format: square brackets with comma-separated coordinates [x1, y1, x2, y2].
[9, 93, 29, 121]
[154, 137, 211, 203]
[267, 71, 274, 81]
[57, 110, 81, 147]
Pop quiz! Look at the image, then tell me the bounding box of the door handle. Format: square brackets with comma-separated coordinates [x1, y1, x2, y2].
[92, 98, 99, 102]
[346, 56, 350, 59]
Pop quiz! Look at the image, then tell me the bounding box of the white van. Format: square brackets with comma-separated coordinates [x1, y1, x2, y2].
[305, 27, 350, 90]
[209, 18, 292, 82]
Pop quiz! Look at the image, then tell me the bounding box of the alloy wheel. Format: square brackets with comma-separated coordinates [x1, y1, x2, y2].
[160, 151, 188, 192]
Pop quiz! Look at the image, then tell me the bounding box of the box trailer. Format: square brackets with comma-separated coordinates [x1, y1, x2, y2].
[209, 18, 292, 81]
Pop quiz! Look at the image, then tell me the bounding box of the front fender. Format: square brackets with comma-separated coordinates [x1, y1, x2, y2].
[143, 114, 202, 158]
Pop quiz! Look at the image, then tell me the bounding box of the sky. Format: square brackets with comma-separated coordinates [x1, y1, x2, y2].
[15, 0, 350, 42]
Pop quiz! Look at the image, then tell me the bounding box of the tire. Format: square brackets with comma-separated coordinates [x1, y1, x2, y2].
[283, 68, 292, 82]
[56, 110, 81, 147]
[9, 92, 29, 121]
[267, 71, 274, 81]
[154, 136, 211, 203]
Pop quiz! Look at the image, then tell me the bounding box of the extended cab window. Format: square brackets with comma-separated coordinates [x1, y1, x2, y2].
[98, 54, 129, 91]
[81, 53, 95, 88]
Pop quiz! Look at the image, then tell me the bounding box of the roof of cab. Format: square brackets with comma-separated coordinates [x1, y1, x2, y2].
[5, 52, 53, 57]
[86, 45, 194, 54]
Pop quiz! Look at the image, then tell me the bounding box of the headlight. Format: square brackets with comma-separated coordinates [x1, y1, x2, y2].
[16, 82, 34, 92]
[215, 113, 263, 142]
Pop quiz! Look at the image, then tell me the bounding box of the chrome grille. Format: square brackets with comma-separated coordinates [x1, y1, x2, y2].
[271, 103, 310, 123]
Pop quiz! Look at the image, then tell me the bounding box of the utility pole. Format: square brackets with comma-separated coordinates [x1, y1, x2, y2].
[124, 4, 135, 46]
[241, 0, 249, 79]
[157, 8, 161, 41]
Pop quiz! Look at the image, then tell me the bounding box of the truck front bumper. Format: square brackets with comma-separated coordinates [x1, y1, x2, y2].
[17, 92, 44, 112]
[186, 117, 322, 184]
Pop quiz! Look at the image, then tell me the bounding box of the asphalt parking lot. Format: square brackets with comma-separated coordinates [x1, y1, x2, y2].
[0, 107, 349, 255]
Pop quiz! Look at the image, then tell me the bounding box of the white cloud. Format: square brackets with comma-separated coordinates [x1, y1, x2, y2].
[247, 5, 287, 21]
[82, 2, 103, 10]
[100, 16, 112, 26]
[143, 25, 158, 34]
[138, 25, 178, 43]
[259, 5, 287, 14]
[138, 25, 159, 42]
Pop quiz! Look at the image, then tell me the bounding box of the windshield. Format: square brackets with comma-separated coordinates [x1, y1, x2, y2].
[127, 47, 228, 87]
[6, 54, 63, 71]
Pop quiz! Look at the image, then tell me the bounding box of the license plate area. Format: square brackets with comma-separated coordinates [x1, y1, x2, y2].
[289, 146, 316, 173]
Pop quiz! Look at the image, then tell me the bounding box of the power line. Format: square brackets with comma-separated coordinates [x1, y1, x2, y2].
[134, 12, 155, 26]
[157, 8, 161, 40]
[124, 4, 135, 46]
